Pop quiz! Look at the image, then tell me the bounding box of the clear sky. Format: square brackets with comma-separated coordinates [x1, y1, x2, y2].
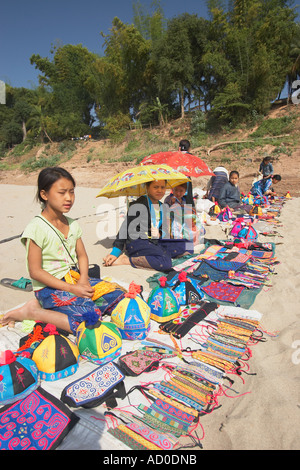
[1, 1, 299, 90]
[0, 0, 209, 89]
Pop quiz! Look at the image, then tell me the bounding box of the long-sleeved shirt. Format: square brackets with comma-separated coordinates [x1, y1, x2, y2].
[110, 195, 163, 257]
[250, 178, 272, 197]
[259, 161, 273, 177]
[218, 181, 241, 209]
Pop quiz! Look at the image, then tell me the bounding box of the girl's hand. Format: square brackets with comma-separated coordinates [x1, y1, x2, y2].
[103, 254, 118, 266]
[151, 226, 160, 238]
[69, 282, 94, 299]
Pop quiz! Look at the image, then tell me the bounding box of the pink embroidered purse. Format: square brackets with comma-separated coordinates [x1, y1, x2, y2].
[118, 349, 162, 376]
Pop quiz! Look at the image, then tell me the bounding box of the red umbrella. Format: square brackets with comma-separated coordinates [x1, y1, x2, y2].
[140, 151, 214, 178]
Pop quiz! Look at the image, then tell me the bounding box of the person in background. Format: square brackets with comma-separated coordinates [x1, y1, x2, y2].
[178, 139, 195, 207]
[259, 156, 274, 179]
[164, 183, 197, 242]
[205, 166, 229, 203]
[218, 170, 242, 211]
[250, 174, 282, 197]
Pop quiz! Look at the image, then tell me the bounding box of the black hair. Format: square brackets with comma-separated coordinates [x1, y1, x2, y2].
[229, 170, 239, 178]
[174, 182, 187, 189]
[273, 174, 281, 181]
[145, 180, 167, 187]
[179, 139, 190, 151]
[37, 167, 76, 204]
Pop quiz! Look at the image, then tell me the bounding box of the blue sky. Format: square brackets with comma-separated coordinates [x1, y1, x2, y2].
[1, 1, 299, 90]
[0, 0, 209, 89]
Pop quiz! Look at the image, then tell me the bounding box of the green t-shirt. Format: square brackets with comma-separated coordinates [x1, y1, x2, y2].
[21, 215, 83, 291]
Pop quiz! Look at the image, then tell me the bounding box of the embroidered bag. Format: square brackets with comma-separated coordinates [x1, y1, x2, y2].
[61, 361, 126, 409]
[118, 349, 162, 376]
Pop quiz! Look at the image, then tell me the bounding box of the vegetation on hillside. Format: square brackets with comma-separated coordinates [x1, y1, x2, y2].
[0, 0, 299, 161]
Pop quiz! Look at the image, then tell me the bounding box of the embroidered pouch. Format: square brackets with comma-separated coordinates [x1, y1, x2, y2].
[61, 361, 126, 409]
[118, 349, 162, 376]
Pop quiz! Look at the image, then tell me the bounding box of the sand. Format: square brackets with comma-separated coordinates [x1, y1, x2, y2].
[0, 183, 299, 450]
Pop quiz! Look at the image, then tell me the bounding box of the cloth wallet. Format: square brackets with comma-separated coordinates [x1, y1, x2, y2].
[61, 361, 126, 409]
[118, 349, 162, 376]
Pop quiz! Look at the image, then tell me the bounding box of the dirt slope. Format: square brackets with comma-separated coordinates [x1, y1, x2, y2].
[0, 103, 299, 197]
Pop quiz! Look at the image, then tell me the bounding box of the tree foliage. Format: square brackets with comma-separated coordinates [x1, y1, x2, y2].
[0, 0, 298, 147]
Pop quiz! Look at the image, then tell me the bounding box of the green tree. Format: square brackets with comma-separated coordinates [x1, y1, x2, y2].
[203, 0, 297, 122]
[30, 44, 99, 139]
[153, 14, 194, 119]
[98, 18, 152, 123]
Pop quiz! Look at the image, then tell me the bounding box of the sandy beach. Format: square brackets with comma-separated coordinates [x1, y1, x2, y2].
[0, 183, 299, 450]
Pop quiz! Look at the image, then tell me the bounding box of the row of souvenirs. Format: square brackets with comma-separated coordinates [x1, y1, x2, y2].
[0, 196, 286, 423]
[0, 273, 204, 406]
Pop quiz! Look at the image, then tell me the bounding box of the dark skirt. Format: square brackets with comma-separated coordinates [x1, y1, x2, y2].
[126, 238, 193, 272]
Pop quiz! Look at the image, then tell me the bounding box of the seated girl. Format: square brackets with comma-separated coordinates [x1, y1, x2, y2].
[164, 183, 198, 243]
[219, 170, 251, 212]
[103, 180, 194, 272]
[1, 167, 103, 333]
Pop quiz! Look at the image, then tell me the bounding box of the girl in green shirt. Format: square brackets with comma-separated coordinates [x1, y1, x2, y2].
[0, 167, 102, 334]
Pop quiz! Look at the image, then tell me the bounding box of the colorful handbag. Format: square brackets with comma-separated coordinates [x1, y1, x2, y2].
[118, 349, 162, 377]
[60, 361, 126, 409]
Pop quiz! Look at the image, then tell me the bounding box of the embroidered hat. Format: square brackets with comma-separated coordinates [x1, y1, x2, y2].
[76, 314, 122, 365]
[32, 325, 79, 381]
[0, 350, 39, 405]
[172, 271, 204, 306]
[147, 276, 180, 323]
[111, 282, 151, 340]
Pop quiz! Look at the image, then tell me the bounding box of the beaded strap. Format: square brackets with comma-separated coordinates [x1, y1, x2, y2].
[108, 425, 151, 450]
[151, 398, 196, 425]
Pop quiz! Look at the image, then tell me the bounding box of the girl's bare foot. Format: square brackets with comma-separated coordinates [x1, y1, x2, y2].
[0, 298, 41, 327]
[111, 253, 131, 266]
